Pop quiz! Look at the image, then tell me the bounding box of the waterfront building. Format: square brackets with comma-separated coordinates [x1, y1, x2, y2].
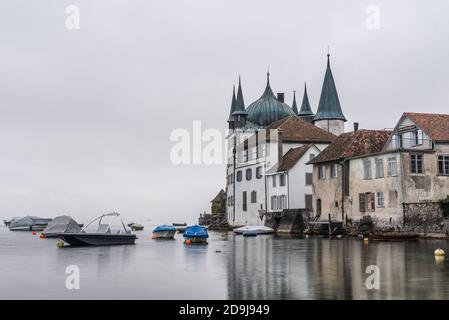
[225, 55, 344, 226]
[309, 112, 449, 229]
[265, 144, 321, 213]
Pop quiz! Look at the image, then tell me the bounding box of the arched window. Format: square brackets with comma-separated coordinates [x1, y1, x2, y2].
[246, 168, 252, 181]
[236, 170, 242, 182]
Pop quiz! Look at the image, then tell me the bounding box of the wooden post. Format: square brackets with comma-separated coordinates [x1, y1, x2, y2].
[328, 213, 332, 238]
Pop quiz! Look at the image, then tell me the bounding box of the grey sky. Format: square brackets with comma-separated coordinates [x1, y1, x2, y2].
[1, 0, 449, 223]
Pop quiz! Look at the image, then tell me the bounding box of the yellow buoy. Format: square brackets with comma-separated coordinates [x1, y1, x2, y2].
[435, 248, 445, 257]
[56, 241, 65, 248]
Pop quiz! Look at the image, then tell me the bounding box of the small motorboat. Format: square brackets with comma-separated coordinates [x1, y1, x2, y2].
[172, 223, 187, 233]
[41, 215, 82, 238]
[183, 225, 208, 244]
[371, 231, 420, 241]
[233, 225, 274, 235]
[242, 230, 258, 237]
[9, 216, 52, 231]
[58, 212, 136, 247]
[152, 225, 177, 239]
[129, 223, 144, 231]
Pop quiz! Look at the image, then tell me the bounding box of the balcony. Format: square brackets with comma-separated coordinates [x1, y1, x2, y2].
[385, 137, 433, 151]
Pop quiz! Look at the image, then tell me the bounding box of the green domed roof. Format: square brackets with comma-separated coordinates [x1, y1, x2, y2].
[246, 73, 295, 127]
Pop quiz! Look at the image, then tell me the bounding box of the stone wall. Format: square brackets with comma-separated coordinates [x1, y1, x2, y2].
[403, 202, 448, 234]
[265, 209, 311, 234]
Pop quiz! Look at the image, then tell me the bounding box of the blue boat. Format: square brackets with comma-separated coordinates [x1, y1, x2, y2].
[152, 225, 177, 239]
[183, 225, 208, 244]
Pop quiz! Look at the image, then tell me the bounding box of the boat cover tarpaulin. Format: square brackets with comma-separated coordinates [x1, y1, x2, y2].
[43, 215, 82, 235]
[233, 225, 274, 234]
[9, 216, 52, 230]
[153, 225, 176, 232]
[183, 225, 208, 238]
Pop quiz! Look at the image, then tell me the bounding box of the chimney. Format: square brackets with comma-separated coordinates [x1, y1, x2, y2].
[354, 122, 359, 132]
[277, 93, 284, 103]
[277, 129, 283, 167]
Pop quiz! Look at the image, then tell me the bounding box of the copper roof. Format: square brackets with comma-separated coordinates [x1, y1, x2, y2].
[308, 129, 391, 164]
[404, 112, 449, 142]
[266, 116, 336, 143]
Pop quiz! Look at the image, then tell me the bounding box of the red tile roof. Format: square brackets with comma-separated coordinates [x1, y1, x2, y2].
[404, 112, 449, 142]
[266, 116, 336, 143]
[308, 129, 391, 164]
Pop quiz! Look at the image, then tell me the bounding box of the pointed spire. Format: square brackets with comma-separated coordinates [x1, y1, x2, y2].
[234, 75, 246, 113]
[299, 83, 313, 116]
[227, 85, 237, 122]
[262, 70, 275, 98]
[298, 83, 315, 123]
[313, 53, 346, 122]
[292, 90, 299, 115]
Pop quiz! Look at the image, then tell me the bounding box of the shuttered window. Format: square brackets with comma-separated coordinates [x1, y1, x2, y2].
[359, 193, 366, 212]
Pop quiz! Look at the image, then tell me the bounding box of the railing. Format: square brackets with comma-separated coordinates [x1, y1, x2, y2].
[384, 137, 433, 151]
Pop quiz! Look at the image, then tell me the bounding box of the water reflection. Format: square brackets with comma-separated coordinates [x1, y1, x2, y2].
[227, 236, 449, 299]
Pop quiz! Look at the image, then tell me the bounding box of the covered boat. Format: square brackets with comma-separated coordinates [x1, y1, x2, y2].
[233, 225, 274, 235]
[152, 225, 176, 239]
[183, 225, 208, 244]
[58, 212, 136, 247]
[41, 215, 82, 238]
[9, 216, 52, 231]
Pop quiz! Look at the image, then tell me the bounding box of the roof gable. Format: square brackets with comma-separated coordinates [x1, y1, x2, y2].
[403, 112, 449, 142]
[308, 129, 391, 164]
[266, 116, 336, 143]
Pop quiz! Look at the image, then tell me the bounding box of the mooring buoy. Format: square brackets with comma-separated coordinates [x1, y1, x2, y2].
[435, 248, 445, 257]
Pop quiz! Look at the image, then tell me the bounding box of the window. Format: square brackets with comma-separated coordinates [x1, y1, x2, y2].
[316, 199, 322, 216]
[242, 191, 247, 211]
[272, 175, 277, 187]
[377, 192, 384, 207]
[359, 193, 366, 212]
[359, 193, 375, 212]
[411, 154, 423, 174]
[256, 166, 263, 179]
[438, 155, 449, 175]
[305, 195, 313, 209]
[279, 195, 287, 210]
[305, 173, 313, 185]
[280, 174, 286, 186]
[309, 153, 316, 160]
[363, 160, 372, 180]
[335, 201, 339, 208]
[387, 157, 397, 176]
[271, 196, 277, 210]
[331, 163, 338, 178]
[245, 168, 252, 181]
[236, 170, 242, 182]
[319, 166, 326, 179]
[414, 129, 423, 146]
[375, 159, 384, 178]
[251, 191, 257, 203]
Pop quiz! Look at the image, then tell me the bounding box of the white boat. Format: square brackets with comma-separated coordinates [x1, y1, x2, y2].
[152, 225, 177, 239]
[233, 225, 274, 235]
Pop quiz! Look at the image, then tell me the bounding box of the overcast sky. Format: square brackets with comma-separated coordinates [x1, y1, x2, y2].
[1, 0, 449, 224]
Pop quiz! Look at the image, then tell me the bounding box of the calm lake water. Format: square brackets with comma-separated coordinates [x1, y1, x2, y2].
[1, 225, 449, 299]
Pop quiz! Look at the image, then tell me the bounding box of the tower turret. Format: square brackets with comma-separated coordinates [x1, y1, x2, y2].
[313, 53, 346, 135]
